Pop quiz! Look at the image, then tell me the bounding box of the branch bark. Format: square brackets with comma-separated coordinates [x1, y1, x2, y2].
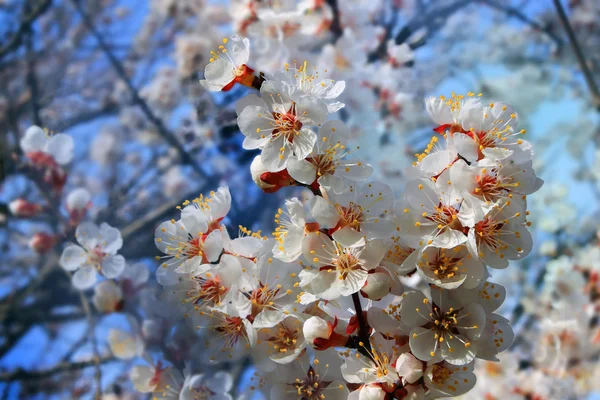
[70, 0, 208, 177]
[552, 0, 600, 110]
[0, 357, 115, 382]
[0, 0, 53, 61]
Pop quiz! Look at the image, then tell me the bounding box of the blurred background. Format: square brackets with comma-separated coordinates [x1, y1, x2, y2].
[1, 0, 599, 398]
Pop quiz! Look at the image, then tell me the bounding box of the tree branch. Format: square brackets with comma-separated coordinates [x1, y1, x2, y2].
[480, 0, 563, 47]
[0, 0, 53, 61]
[0, 357, 116, 382]
[69, 0, 208, 178]
[552, 0, 600, 110]
[368, 0, 473, 62]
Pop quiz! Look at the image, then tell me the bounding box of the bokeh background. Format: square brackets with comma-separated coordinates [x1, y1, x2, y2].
[1, 0, 599, 398]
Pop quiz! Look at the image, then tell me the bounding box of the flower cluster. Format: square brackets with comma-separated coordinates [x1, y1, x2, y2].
[141, 38, 543, 399]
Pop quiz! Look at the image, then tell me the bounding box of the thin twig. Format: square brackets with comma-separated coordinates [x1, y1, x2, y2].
[69, 0, 208, 177]
[351, 293, 372, 353]
[552, 0, 600, 110]
[77, 288, 102, 400]
[0, 357, 115, 382]
[0, 0, 53, 61]
[480, 0, 563, 47]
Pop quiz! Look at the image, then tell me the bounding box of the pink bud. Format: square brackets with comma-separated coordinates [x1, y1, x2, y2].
[8, 199, 42, 217]
[29, 232, 56, 254]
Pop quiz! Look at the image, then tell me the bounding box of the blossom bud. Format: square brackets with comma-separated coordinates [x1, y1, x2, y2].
[251, 155, 295, 193]
[360, 272, 391, 301]
[395, 353, 423, 384]
[66, 188, 91, 223]
[92, 280, 124, 313]
[303, 316, 347, 350]
[8, 199, 42, 217]
[29, 232, 56, 254]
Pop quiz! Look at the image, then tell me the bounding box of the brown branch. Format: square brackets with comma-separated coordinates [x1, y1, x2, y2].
[480, 0, 563, 47]
[0, 0, 53, 61]
[325, 0, 343, 39]
[77, 286, 102, 400]
[552, 0, 600, 110]
[0, 357, 116, 382]
[368, 0, 473, 62]
[53, 103, 119, 132]
[70, 0, 208, 178]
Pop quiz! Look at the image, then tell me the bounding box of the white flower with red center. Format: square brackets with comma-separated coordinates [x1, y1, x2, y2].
[397, 178, 469, 249]
[199, 35, 255, 92]
[425, 93, 482, 133]
[426, 94, 529, 161]
[254, 315, 306, 368]
[405, 244, 486, 290]
[340, 333, 401, 394]
[93, 280, 124, 313]
[235, 253, 302, 328]
[270, 64, 346, 113]
[465, 199, 532, 269]
[154, 187, 231, 285]
[20, 125, 74, 167]
[59, 222, 125, 290]
[439, 156, 543, 205]
[400, 288, 486, 365]
[129, 357, 183, 398]
[269, 349, 349, 400]
[311, 182, 394, 247]
[237, 80, 327, 172]
[287, 120, 373, 194]
[298, 233, 385, 300]
[170, 254, 242, 312]
[193, 303, 256, 364]
[410, 132, 478, 178]
[424, 361, 476, 398]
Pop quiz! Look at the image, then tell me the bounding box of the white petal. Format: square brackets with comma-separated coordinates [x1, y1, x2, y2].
[21, 125, 47, 153]
[203, 229, 223, 262]
[101, 254, 126, 278]
[310, 196, 339, 228]
[203, 58, 235, 88]
[59, 244, 87, 271]
[287, 157, 316, 185]
[99, 222, 123, 254]
[75, 221, 100, 250]
[261, 136, 290, 172]
[292, 128, 317, 160]
[409, 327, 436, 362]
[72, 265, 97, 289]
[46, 133, 74, 164]
[332, 226, 363, 247]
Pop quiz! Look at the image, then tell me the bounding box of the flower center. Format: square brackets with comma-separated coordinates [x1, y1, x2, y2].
[421, 249, 463, 279]
[249, 285, 280, 317]
[335, 202, 364, 230]
[333, 253, 361, 279]
[272, 103, 302, 142]
[270, 324, 300, 353]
